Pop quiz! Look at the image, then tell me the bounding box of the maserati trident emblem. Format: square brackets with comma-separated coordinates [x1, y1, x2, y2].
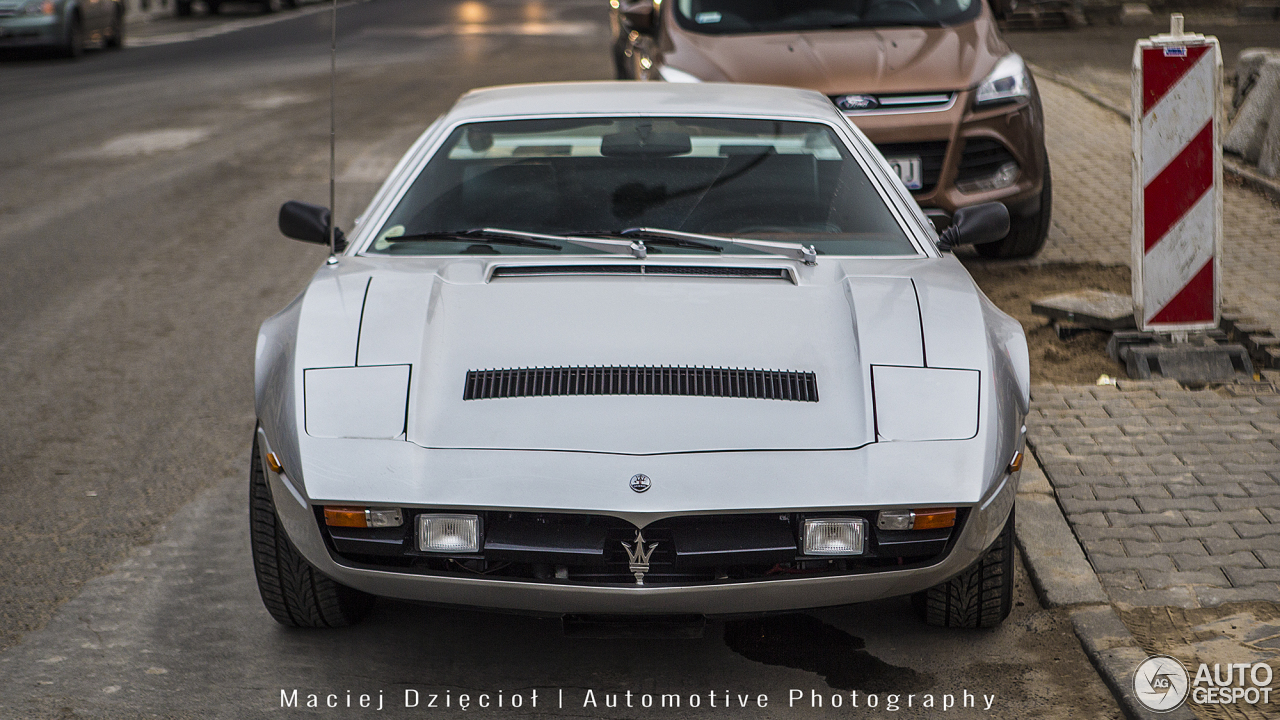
[629, 473, 651, 493]
[621, 530, 659, 585]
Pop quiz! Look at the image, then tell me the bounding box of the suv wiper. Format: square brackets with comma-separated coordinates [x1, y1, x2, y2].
[616, 227, 818, 266]
[828, 19, 944, 28]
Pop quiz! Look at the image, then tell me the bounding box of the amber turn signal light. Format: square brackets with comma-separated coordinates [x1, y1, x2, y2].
[265, 452, 284, 474]
[912, 508, 957, 530]
[1008, 451, 1024, 474]
[324, 506, 368, 528]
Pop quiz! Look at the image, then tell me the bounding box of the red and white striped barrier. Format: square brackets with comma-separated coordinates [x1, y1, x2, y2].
[1131, 15, 1222, 333]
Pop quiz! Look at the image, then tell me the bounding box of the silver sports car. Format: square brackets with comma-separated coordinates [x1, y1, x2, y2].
[252, 81, 1029, 631]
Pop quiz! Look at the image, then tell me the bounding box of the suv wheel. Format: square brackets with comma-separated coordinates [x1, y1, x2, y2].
[914, 507, 1015, 628]
[249, 433, 375, 628]
[974, 162, 1052, 259]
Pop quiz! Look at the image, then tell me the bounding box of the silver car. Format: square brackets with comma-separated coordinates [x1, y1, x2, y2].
[0, 0, 122, 57]
[252, 81, 1029, 631]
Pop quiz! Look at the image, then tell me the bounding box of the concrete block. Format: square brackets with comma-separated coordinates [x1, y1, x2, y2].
[1233, 49, 1278, 113]
[1031, 290, 1135, 330]
[1225, 57, 1280, 165]
[1259, 96, 1280, 178]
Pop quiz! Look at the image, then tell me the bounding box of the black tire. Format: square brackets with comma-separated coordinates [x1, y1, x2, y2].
[206, 0, 221, 15]
[914, 507, 1015, 628]
[974, 161, 1052, 259]
[175, 0, 192, 17]
[105, 6, 124, 49]
[60, 14, 84, 58]
[249, 434, 375, 628]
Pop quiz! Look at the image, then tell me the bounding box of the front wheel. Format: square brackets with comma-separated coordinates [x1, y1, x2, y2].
[974, 162, 1052, 259]
[913, 507, 1015, 628]
[249, 433, 375, 627]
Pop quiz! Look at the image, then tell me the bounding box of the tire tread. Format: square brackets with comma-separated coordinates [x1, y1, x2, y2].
[249, 435, 373, 628]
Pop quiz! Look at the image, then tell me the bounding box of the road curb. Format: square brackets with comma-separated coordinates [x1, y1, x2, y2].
[1014, 450, 1193, 720]
[1027, 61, 1280, 205]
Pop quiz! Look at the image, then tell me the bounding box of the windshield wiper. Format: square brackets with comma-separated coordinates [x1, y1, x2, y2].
[570, 229, 724, 253]
[389, 228, 645, 257]
[614, 227, 818, 266]
[392, 229, 563, 250]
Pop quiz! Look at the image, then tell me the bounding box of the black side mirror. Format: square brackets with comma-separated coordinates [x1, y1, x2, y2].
[279, 200, 346, 251]
[620, 0, 656, 31]
[936, 202, 1010, 252]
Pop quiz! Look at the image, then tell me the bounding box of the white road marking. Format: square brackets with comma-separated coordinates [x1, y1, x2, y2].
[124, 0, 371, 48]
[95, 128, 211, 157]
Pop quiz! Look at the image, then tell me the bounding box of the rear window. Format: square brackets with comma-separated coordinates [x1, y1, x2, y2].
[673, 0, 980, 33]
[368, 117, 916, 257]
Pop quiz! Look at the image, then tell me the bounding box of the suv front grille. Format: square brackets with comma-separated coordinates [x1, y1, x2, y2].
[874, 141, 948, 194]
[463, 366, 819, 402]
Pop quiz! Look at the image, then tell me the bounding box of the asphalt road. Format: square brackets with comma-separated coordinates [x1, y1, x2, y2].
[0, 2, 1120, 717]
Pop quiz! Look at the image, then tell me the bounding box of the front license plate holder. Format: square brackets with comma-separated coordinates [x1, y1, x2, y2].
[884, 155, 923, 190]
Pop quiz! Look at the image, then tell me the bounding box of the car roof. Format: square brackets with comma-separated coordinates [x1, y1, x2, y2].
[448, 81, 847, 124]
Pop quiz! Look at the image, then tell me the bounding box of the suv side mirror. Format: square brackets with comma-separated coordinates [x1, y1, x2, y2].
[936, 202, 1010, 251]
[619, 0, 656, 31]
[279, 200, 346, 251]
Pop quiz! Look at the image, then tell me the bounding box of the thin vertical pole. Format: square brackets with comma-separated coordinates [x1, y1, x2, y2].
[327, 0, 338, 262]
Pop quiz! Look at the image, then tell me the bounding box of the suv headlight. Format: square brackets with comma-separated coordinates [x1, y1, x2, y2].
[974, 54, 1029, 107]
[657, 65, 702, 83]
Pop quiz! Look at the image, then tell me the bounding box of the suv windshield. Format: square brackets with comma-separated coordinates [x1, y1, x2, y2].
[368, 117, 916, 257]
[673, 0, 979, 33]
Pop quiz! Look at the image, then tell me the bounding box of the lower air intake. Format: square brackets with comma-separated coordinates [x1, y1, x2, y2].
[464, 366, 818, 402]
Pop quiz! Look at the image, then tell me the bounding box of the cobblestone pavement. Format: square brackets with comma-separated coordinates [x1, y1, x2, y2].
[1028, 380, 1280, 609]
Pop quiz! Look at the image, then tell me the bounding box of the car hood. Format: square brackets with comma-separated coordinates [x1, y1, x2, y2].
[284, 256, 1011, 455]
[387, 262, 922, 454]
[662, 19, 1006, 95]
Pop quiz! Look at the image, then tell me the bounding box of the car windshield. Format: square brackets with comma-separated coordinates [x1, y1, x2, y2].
[368, 117, 916, 257]
[673, 0, 979, 33]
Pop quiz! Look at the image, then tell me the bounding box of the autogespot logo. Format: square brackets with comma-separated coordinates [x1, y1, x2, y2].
[1134, 655, 1190, 712]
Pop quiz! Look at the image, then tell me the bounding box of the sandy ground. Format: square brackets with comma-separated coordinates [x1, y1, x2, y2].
[963, 261, 1131, 385]
[1122, 602, 1280, 720]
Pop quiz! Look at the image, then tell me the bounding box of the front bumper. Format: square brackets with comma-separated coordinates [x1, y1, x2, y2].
[260, 436, 1018, 616]
[846, 89, 1046, 227]
[0, 14, 62, 47]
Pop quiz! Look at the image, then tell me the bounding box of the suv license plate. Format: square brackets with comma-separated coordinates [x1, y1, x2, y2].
[885, 156, 923, 190]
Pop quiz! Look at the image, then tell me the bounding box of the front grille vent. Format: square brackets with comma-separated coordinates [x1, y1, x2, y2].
[956, 138, 1018, 184]
[464, 366, 819, 402]
[833, 92, 956, 114]
[491, 265, 792, 281]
